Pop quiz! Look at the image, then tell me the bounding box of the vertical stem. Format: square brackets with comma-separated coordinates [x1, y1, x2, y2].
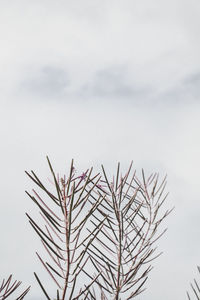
[61, 184, 70, 300]
[116, 207, 122, 300]
[61, 160, 74, 300]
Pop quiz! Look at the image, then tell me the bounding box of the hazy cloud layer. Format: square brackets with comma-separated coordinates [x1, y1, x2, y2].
[22, 66, 69, 99]
[0, 1, 200, 299]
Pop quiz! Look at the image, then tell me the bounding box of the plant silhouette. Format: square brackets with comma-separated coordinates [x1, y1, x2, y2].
[1, 158, 172, 299]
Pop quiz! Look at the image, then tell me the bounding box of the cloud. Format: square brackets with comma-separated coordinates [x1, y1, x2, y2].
[183, 71, 200, 98]
[1, 1, 200, 299]
[80, 65, 151, 100]
[1, 0, 200, 103]
[20, 66, 69, 99]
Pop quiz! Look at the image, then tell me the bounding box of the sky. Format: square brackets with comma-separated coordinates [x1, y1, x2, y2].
[1, 0, 200, 299]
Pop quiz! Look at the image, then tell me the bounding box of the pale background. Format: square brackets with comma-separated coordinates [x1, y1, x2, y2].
[1, 1, 200, 299]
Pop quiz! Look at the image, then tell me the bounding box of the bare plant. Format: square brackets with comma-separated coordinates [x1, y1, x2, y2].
[0, 158, 171, 299]
[0, 275, 30, 299]
[24, 157, 171, 299]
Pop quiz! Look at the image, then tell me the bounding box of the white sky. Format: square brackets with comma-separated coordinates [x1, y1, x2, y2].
[1, 0, 200, 299]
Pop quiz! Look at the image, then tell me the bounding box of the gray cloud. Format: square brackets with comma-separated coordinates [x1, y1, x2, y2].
[155, 71, 200, 105]
[81, 66, 150, 100]
[183, 71, 200, 98]
[21, 66, 69, 99]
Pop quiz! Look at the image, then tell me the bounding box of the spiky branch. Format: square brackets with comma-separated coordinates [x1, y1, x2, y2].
[0, 275, 30, 299]
[26, 158, 171, 299]
[187, 266, 200, 300]
[81, 163, 172, 299]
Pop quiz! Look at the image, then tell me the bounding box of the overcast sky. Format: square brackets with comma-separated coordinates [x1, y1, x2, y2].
[1, 0, 200, 299]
